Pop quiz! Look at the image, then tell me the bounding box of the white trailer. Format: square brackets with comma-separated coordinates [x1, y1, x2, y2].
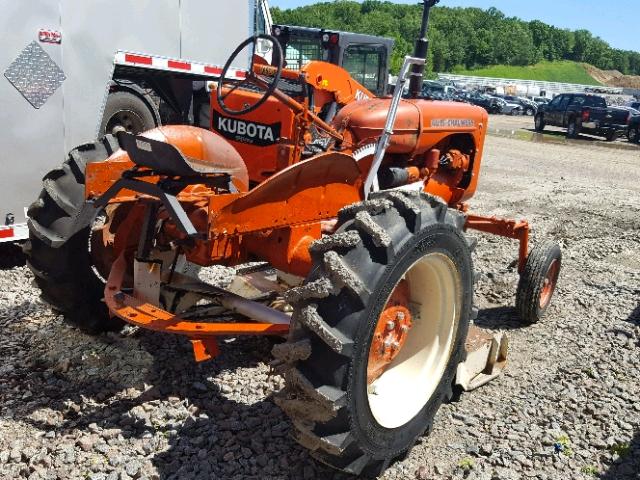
[0, 0, 272, 242]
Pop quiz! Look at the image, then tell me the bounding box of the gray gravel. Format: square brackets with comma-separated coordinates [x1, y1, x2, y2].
[1, 130, 639, 479]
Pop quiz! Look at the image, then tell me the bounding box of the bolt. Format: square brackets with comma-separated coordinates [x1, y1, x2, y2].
[386, 320, 395, 331]
[400, 325, 410, 333]
[396, 311, 405, 321]
[392, 341, 401, 350]
[383, 338, 393, 350]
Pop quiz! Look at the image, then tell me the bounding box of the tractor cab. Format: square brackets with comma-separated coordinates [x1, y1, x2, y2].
[272, 24, 394, 97]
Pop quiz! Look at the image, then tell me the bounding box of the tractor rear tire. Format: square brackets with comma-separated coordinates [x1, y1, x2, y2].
[23, 137, 124, 334]
[272, 191, 475, 477]
[515, 241, 562, 324]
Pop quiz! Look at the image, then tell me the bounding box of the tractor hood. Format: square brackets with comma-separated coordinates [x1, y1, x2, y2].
[334, 98, 487, 155]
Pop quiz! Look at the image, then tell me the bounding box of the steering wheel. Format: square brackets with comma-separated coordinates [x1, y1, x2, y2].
[217, 34, 283, 116]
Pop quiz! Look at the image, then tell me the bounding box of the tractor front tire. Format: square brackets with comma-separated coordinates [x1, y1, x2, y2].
[24, 137, 124, 334]
[515, 241, 562, 324]
[273, 191, 474, 476]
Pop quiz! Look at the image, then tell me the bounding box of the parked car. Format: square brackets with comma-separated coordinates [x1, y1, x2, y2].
[461, 92, 502, 114]
[534, 93, 632, 141]
[503, 95, 538, 116]
[625, 101, 640, 111]
[489, 96, 523, 115]
[529, 96, 550, 105]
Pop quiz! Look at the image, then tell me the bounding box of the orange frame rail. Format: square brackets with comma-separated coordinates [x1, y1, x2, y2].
[104, 255, 289, 362]
[464, 214, 530, 273]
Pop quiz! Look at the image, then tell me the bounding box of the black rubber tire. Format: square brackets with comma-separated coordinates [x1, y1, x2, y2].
[99, 90, 158, 137]
[605, 130, 617, 142]
[525, 107, 535, 116]
[534, 114, 545, 132]
[628, 127, 639, 144]
[515, 241, 562, 324]
[23, 137, 125, 334]
[566, 119, 579, 139]
[272, 191, 475, 477]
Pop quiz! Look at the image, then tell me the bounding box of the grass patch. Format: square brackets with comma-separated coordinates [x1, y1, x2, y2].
[452, 61, 602, 85]
[609, 442, 631, 457]
[458, 458, 475, 472]
[582, 465, 599, 476]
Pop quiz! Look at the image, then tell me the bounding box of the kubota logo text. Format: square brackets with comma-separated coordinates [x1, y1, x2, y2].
[213, 112, 281, 147]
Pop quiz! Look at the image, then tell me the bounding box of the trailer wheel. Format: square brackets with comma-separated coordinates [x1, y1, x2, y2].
[273, 191, 474, 476]
[534, 114, 545, 132]
[100, 90, 158, 136]
[515, 241, 562, 324]
[566, 119, 580, 139]
[24, 137, 124, 334]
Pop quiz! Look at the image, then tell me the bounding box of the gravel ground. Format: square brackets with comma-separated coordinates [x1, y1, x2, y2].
[1, 133, 639, 480]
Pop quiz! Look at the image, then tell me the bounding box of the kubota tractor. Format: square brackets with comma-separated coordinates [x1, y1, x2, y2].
[24, 1, 561, 476]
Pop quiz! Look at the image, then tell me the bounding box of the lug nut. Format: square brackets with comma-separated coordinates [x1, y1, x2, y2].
[400, 325, 410, 333]
[386, 320, 395, 331]
[391, 341, 401, 350]
[396, 311, 405, 321]
[383, 338, 393, 350]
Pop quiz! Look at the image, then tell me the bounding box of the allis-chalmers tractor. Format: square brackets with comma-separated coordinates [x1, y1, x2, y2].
[25, 1, 561, 476]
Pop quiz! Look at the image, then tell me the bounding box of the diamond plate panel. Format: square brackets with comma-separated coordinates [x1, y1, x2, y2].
[4, 41, 66, 109]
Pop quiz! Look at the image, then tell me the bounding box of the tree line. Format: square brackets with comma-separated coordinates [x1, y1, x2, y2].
[272, 1, 640, 76]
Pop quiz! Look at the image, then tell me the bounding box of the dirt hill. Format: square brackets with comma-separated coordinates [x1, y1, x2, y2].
[585, 64, 640, 89]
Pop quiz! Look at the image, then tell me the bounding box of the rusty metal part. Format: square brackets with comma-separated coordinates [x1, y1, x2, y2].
[367, 281, 413, 384]
[456, 325, 508, 391]
[104, 254, 289, 352]
[464, 214, 530, 273]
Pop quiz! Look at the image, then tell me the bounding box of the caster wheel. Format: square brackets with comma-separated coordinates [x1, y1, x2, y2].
[516, 241, 562, 324]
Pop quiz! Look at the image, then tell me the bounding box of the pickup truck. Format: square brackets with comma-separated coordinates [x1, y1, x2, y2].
[534, 93, 631, 141]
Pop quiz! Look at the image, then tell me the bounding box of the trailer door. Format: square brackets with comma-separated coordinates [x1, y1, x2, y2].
[0, 0, 65, 232]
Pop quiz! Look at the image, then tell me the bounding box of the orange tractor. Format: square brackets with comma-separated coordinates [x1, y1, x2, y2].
[25, 1, 561, 476]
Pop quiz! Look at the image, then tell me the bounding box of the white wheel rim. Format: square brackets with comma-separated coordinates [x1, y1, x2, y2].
[367, 252, 462, 429]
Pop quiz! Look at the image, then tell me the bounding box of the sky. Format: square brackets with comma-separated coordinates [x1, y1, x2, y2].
[269, 0, 637, 52]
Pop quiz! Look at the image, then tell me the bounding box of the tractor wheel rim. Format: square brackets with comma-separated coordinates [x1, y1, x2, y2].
[539, 259, 560, 309]
[367, 252, 461, 429]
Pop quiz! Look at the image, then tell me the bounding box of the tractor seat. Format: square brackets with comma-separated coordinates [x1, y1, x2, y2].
[116, 126, 249, 191]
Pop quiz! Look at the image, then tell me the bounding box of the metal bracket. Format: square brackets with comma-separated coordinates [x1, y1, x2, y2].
[93, 177, 198, 237]
[456, 325, 509, 391]
[363, 56, 425, 199]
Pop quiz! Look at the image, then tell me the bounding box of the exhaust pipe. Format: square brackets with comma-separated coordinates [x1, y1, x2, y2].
[409, 0, 440, 99]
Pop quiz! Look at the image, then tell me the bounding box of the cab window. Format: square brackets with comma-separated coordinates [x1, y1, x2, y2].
[549, 95, 562, 107]
[342, 44, 387, 96]
[284, 38, 324, 71]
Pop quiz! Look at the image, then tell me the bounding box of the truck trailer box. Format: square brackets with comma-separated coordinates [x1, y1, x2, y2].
[0, 0, 265, 241]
